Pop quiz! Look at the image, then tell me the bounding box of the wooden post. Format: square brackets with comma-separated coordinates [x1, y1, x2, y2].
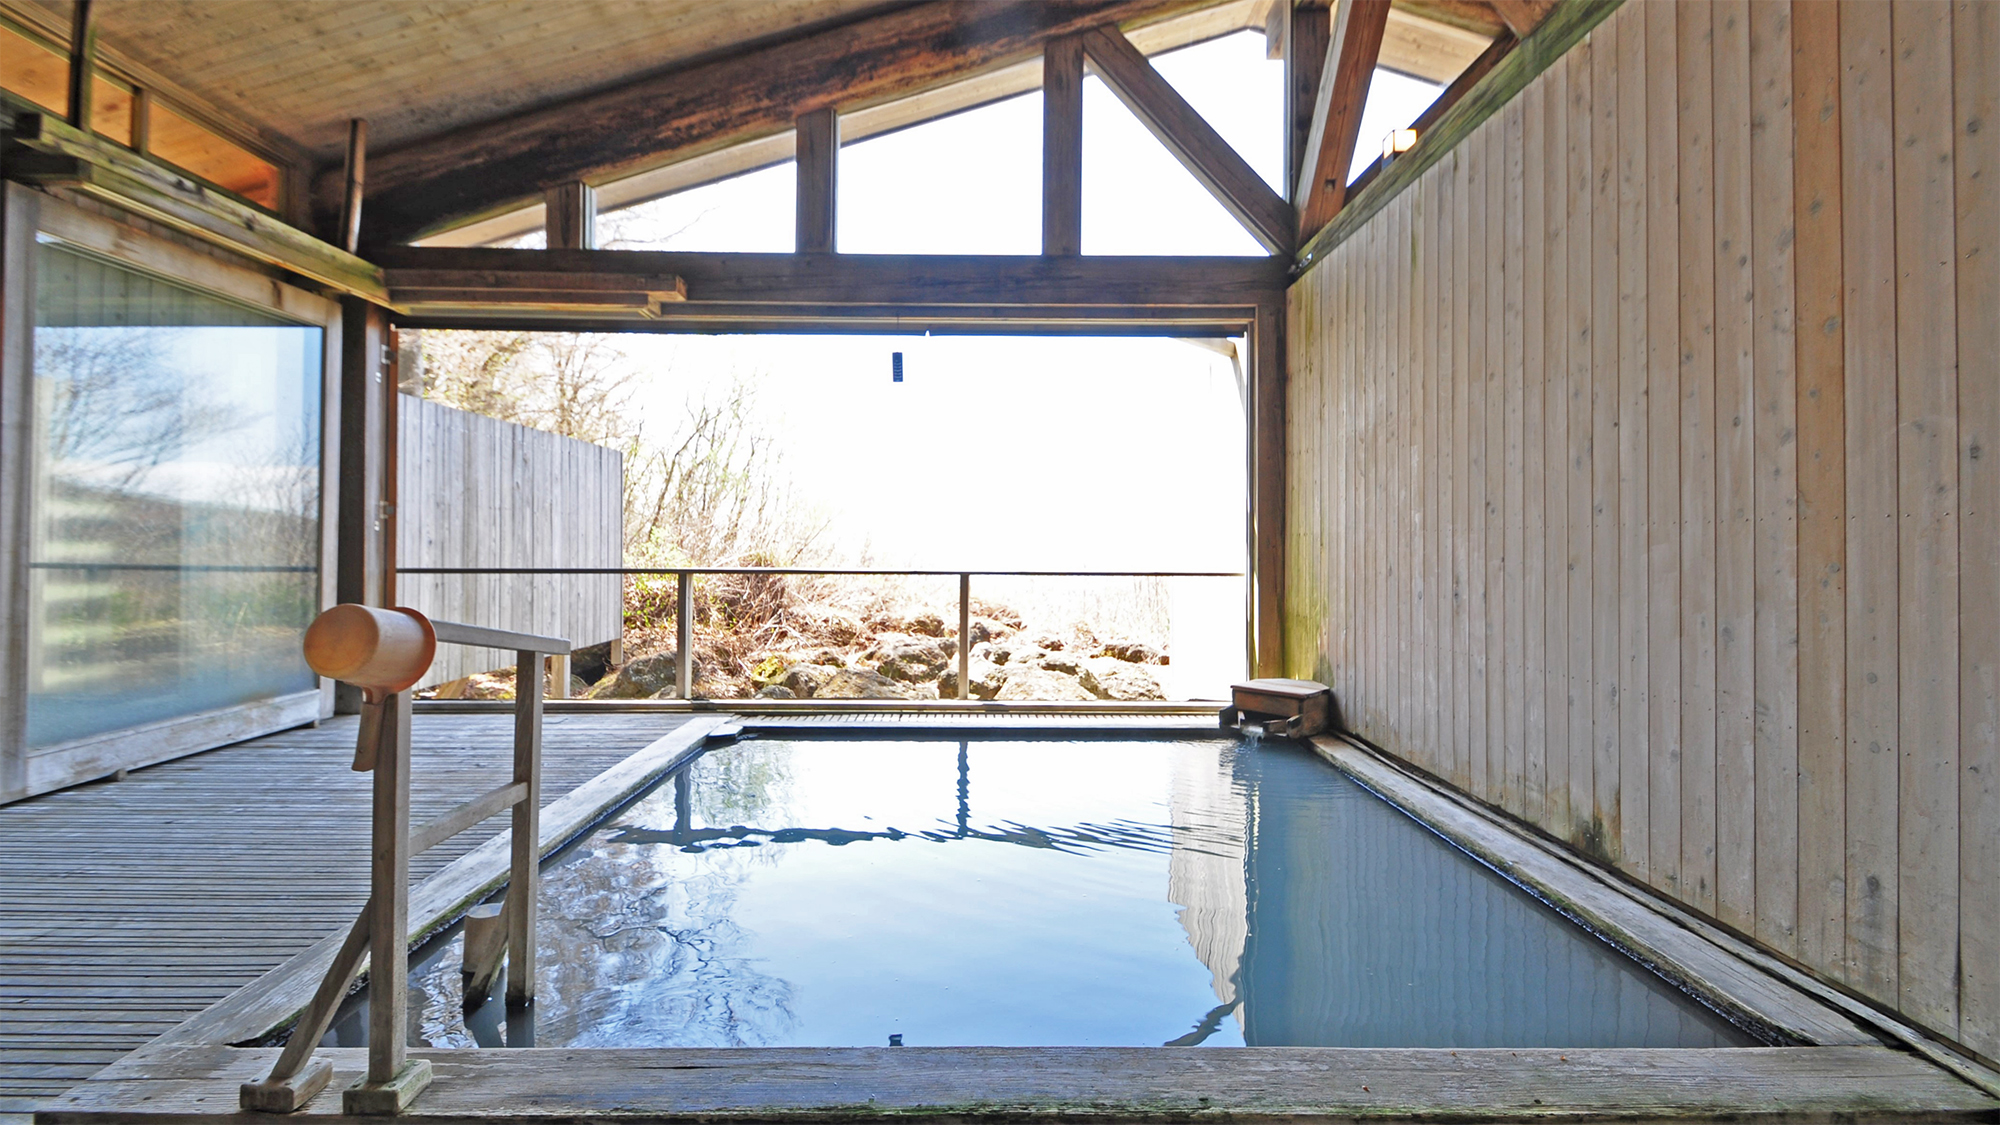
[957, 573, 972, 700]
[343, 690, 431, 1114]
[129, 87, 150, 154]
[1041, 36, 1084, 256]
[460, 901, 508, 1003]
[335, 302, 390, 714]
[543, 181, 596, 250]
[676, 572, 695, 699]
[65, 0, 95, 131]
[1286, 4, 1331, 201]
[545, 653, 571, 699]
[1249, 298, 1286, 677]
[504, 651, 542, 1008]
[795, 107, 838, 254]
[340, 119, 367, 255]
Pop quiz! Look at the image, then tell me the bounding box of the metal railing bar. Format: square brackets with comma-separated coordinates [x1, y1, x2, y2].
[29, 562, 317, 572]
[399, 567, 1244, 577]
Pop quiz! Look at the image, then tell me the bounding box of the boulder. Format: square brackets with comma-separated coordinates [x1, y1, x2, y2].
[1102, 640, 1164, 664]
[814, 668, 922, 700]
[983, 641, 1046, 667]
[586, 652, 687, 699]
[1087, 659, 1165, 701]
[781, 663, 841, 698]
[906, 611, 948, 637]
[755, 684, 797, 699]
[1040, 651, 1086, 676]
[995, 667, 1095, 702]
[869, 635, 950, 681]
[938, 661, 1007, 700]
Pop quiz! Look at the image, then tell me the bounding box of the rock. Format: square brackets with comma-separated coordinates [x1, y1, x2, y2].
[939, 661, 1007, 700]
[1102, 640, 1164, 664]
[969, 619, 1000, 645]
[1087, 659, 1165, 701]
[755, 684, 797, 699]
[906, 611, 947, 637]
[983, 641, 1045, 667]
[1040, 651, 1085, 676]
[566, 674, 590, 697]
[781, 663, 841, 698]
[570, 640, 615, 685]
[995, 667, 1095, 702]
[814, 668, 922, 700]
[1034, 633, 1067, 651]
[869, 635, 950, 681]
[585, 652, 687, 699]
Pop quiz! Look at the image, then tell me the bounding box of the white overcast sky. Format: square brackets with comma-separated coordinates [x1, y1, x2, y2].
[553, 33, 1440, 574]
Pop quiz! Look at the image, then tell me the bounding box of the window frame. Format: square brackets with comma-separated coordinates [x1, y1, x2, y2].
[0, 184, 342, 803]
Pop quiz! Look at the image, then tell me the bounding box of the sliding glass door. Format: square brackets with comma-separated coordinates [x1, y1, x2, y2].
[26, 240, 326, 749]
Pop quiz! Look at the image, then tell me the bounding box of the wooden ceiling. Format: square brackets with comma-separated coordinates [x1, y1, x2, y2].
[9, 0, 906, 159]
[1, 0, 1514, 245]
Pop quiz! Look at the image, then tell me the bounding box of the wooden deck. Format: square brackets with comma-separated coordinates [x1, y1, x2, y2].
[0, 712, 692, 1114]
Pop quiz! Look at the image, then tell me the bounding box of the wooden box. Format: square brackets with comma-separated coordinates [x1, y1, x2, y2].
[1221, 678, 1335, 739]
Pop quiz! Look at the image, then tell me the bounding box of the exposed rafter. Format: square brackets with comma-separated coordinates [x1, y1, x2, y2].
[326, 0, 1222, 246]
[1078, 25, 1294, 254]
[1041, 35, 1086, 256]
[1293, 0, 1391, 240]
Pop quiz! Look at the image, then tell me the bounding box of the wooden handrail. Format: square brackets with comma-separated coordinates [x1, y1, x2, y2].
[431, 619, 570, 654]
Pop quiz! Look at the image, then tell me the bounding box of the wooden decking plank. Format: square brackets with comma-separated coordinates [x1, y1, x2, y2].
[0, 713, 693, 1108]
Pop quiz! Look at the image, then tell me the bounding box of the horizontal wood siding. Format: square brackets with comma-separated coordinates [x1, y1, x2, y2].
[396, 396, 623, 685]
[1282, 0, 1995, 1065]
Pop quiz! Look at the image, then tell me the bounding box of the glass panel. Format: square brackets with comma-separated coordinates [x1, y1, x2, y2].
[27, 241, 323, 748]
[0, 23, 134, 145]
[148, 105, 280, 209]
[837, 94, 1040, 254]
[599, 161, 795, 252]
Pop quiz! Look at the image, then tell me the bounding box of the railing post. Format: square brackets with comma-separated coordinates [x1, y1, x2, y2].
[343, 689, 431, 1114]
[506, 650, 542, 1008]
[958, 573, 971, 701]
[676, 571, 694, 700]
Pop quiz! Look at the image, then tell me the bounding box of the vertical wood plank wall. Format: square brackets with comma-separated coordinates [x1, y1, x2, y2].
[396, 395, 624, 686]
[1283, 0, 1996, 1064]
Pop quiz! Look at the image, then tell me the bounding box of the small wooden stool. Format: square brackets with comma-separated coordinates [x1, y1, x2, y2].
[1221, 678, 1335, 739]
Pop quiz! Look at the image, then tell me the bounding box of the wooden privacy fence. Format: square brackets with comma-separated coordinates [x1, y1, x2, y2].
[396, 396, 623, 688]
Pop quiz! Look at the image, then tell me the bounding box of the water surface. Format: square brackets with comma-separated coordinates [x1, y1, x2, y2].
[325, 736, 1752, 1049]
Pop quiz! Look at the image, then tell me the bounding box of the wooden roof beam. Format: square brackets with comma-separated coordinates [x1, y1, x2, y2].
[1293, 0, 1390, 240]
[1079, 25, 1294, 254]
[328, 0, 1218, 246]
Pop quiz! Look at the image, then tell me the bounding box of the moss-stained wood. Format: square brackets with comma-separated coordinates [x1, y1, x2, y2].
[1294, 0, 1621, 274]
[336, 0, 1223, 247]
[4, 111, 385, 301]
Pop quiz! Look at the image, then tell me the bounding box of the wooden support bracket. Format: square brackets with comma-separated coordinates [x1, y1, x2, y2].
[794, 107, 838, 254]
[1079, 25, 1294, 254]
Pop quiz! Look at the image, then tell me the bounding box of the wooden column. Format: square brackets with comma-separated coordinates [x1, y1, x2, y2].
[335, 301, 392, 713]
[795, 107, 838, 254]
[544, 181, 596, 250]
[1249, 298, 1286, 677]
[64, 0, 95, 131]
[505, 650, 543, 1007]
[1286, 3, 1331, 201]
[1042, 35, 1085, 256]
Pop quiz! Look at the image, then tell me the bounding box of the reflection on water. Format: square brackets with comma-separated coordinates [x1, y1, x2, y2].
[328, 737, 1753, 1049]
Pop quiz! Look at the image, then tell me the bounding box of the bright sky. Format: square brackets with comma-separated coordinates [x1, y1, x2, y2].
[547, 34, 1441, 576]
